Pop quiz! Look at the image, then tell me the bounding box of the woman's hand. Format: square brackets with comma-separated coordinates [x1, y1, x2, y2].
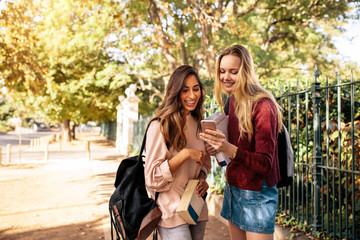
[181, 149, 206, 165]
[204, 142, 218, 156]
[170, 149, 207, 174]
[200, 129, 237, 158]
[175, 148, 206, 165]
[200, 129, 228, 152]
[196, 178, 209, 197]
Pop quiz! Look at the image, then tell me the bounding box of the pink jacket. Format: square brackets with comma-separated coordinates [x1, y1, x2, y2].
[144, 115, 211, 228]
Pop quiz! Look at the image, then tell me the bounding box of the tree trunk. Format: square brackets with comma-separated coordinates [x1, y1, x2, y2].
[187, 0, 219, 80]
[62, 119, 71, 142]
[179, 20, 187, 65]
[71, 124, 77, 140]
[148, 0, 178, 72]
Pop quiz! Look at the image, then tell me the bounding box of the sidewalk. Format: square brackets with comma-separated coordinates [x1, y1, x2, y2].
[0, 132, 230, 240]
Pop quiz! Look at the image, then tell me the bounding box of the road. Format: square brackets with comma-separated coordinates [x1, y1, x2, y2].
[0, 128, 56, 147]
[0, 128, 59, 165]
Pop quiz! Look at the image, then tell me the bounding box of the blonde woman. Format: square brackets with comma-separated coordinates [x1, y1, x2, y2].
[145, 65, 211, 240]
[200, 45, 282, 240]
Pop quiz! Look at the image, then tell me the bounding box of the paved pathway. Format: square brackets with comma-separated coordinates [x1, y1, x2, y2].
[0, 131, 229, 240]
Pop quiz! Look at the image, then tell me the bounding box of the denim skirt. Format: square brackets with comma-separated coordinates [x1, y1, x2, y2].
[220, 180, 278, 234]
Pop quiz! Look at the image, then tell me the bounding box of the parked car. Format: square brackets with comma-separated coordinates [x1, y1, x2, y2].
[32, 122, 51, 132]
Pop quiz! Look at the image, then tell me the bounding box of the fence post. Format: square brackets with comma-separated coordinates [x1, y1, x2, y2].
[311, 65, 322, 235]
[116, 84, 140, 156]
[59, 133, 62, 151]
[85, 140, 91, 160]
[44, 141, 49, 161]
[6, 144, 11, 164]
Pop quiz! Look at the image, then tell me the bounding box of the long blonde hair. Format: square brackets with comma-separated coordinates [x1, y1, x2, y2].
[154, 65, 205, 151]
[214, 45, 282, 140]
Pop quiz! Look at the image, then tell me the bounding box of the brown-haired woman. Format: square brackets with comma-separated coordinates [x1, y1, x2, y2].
[200, 45, 283, 240]
[145, 65, 211, 240]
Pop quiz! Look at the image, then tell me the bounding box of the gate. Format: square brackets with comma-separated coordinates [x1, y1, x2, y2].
[277, 67, 359, 239]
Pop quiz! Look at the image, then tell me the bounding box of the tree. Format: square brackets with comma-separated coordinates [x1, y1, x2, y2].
[113, 0, 359, 112]
[1, 0, 359, 124]
[0, 0, 46, 94]
[0, 0, 131, 141]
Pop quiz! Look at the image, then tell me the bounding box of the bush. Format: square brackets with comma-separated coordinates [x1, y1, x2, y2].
[0, 121, 12, 133]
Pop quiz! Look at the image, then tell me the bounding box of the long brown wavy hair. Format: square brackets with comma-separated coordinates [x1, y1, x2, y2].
[154, 65, 205, 151]
[214, 45, 283, 140]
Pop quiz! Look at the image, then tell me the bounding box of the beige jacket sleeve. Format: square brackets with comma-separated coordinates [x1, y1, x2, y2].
[144, 121, 175, 192]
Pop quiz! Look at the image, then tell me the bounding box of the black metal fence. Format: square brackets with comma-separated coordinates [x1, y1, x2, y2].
[100, 121, 117, 141]
[132, 115, 153, 152]
[276, 67, 360, 239]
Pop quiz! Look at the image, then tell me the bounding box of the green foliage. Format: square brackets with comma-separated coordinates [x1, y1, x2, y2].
[0, 100, 14, 121]
[1, 0, 359, 121]
[0, 120, 12, 133]
[0, 0, 46, 94]
[276, 216, 315, 239]
[208, 157, 226, 195]
[107, 0, 360, 115]
[0, 0, 132, 126]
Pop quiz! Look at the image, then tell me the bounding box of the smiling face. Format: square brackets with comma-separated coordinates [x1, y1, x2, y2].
[180, 74, 201, 115]
[219, 54, 241, 94]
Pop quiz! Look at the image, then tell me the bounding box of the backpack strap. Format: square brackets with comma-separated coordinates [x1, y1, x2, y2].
[140, 119, 161, 202]
[137, 118, 159, 162]
[224, 96, 231, 116]
[153, 228, 158, 240]
[137, 128, 148, 161]
[109, 207, 121, 240]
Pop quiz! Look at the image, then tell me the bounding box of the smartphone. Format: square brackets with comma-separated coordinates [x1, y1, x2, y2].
[201, 120, 216, 132]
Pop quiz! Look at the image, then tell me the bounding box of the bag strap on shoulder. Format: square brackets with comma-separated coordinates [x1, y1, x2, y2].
[224, 96, 231, 116]
[137, 118, 160, 162]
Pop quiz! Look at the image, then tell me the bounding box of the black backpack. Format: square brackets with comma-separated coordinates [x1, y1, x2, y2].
[224, 96, 294, 188]
[109, 121, 162, 240]
[276, 123, 294, 188]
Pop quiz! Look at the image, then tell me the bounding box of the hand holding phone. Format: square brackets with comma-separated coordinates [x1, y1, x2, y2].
[200, 114, 231, 167]
[201, 120, 216, 132]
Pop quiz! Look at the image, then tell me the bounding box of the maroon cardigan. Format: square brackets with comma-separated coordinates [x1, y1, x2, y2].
[226, 96, 280, 191]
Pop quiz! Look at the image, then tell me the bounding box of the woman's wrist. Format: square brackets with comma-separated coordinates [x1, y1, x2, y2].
[224, 143, 237, 159]
[180, 149, 189, 162]
[230, 145, 237, 158]
[198, 170, 206, 179]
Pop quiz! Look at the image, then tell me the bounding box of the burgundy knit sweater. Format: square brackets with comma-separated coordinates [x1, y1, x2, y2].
[226, 96, 280, 191]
